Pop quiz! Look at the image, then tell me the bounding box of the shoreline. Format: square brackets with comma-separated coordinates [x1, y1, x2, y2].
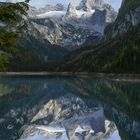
[0, 72, 140, 81]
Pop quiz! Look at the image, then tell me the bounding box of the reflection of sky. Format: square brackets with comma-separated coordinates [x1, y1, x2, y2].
[1, 0, 122, 11]
[107, 130, 121, 140]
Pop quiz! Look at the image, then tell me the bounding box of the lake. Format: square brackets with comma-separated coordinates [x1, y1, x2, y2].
[0, 75, 140, 140]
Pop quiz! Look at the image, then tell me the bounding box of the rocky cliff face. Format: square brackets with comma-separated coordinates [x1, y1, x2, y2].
[119, 0, 140, 26]
[105, 0, 140, 39]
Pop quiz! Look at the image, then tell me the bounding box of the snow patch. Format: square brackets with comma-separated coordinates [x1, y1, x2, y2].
[75, 125, 86, 134]
[21, 126, 69, 140]
[36, 126, 66, 133]
[76, 9, 95, 17]
[36, 11, 66, 18]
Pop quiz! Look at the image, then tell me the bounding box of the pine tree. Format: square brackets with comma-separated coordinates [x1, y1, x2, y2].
[0, 0, 29, 70]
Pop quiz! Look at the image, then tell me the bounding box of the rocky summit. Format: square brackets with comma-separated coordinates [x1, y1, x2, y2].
[27, 0, 117, 50]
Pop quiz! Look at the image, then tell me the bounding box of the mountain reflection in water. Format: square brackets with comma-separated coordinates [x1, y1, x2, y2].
[0, 76, 140, 140]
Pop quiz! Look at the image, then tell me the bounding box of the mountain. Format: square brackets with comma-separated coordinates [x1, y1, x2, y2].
[105, 0, 140, 39]
[0, 2, 69, 71]
[0, 0, 117, 71]
[1, 0, 139, 73]
[27, 0, 117, 51]
[58, 0, 140, 73]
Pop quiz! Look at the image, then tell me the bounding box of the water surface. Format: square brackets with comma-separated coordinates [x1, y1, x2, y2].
[0, 75, 140, 140]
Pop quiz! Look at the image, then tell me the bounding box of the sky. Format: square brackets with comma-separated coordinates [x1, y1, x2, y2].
[0, 0, 122, 11]
[29, 0, 122, 11]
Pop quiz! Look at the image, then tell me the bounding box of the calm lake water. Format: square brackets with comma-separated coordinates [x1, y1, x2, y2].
[0, 75, 140, 140]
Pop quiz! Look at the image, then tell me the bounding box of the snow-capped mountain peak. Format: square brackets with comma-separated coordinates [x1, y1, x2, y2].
[26, 0, 117, 50]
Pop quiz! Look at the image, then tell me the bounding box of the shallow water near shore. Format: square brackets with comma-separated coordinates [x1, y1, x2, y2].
[0, 75, 140, 140]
